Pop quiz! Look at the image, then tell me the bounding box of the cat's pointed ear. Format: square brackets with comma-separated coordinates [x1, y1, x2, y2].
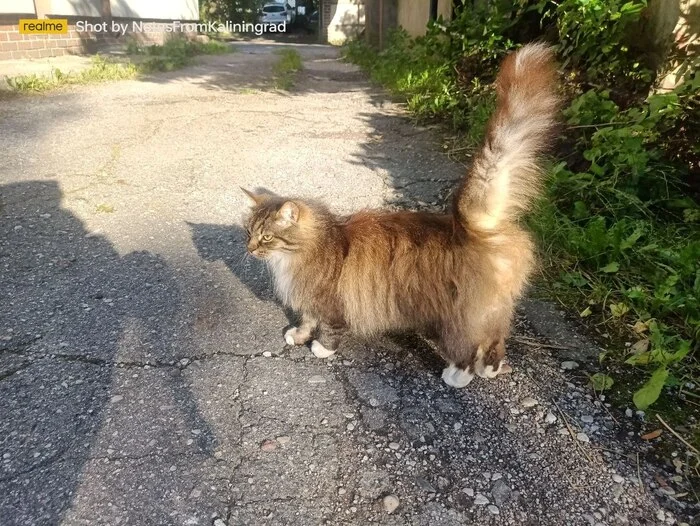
[277, 201, 300, 225]
[240, 187, 265, 206]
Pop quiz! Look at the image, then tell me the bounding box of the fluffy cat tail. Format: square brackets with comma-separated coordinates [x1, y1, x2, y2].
[454, 43, 560, 232]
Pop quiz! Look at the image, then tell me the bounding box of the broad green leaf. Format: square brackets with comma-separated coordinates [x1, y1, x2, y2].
[633, 367, 668, 410]
[625, 351, 651, 365]
[601, 262, 620, 273]
[590, 373, 614, 391]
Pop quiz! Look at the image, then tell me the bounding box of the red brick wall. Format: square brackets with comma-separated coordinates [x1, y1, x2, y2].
[0, 15, 197, 60]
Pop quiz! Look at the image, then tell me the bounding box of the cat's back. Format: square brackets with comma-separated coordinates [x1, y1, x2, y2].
[342, 210, 457, 248]
[336, 210, 468, 333]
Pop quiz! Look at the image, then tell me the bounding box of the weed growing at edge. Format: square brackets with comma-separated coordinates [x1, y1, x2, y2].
[272, 48, 303, 90]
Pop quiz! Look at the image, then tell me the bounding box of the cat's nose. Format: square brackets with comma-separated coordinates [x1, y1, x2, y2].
[247, 240, 258, 253]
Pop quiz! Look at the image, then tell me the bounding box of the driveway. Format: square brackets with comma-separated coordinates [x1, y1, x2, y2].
[0, 41, 686, 525]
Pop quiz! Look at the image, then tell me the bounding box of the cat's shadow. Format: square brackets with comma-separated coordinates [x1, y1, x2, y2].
[187, 222, 298, 327]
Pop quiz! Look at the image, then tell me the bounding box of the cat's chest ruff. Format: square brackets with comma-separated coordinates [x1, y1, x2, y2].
[267, 253, 295, 306]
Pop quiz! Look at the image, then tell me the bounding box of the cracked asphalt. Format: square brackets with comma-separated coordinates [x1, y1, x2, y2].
[0, 41, 695, 526]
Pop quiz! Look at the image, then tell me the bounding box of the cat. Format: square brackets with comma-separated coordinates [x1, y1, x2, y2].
[242, 43, 560, 387]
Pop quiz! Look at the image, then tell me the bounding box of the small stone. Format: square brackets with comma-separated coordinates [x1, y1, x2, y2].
[544, 412, 557, 424]
[612, 474, 624, 484]
[213, 520, 227, 526]
[262, 351, 272, 357]
[338, 488, 346, 495]
[347, 423, 355, 431]
[474, 494, 489, 505]
[388, 442, 400, 450]
[581, 415, 594, 424]
[521, 397, 538, 408]
[491, 479, 511, 507]
[487, 505, 500, 515]
[382, 494, 400, 514]
[308, 375, 326, 384]
[483, 472, 492, 481]
[276, 436, 291, 445]
[2, 453, 10, 459]
[260, 439, 277, 451]
[454, 422, 462, 430]
[625, 408, 633, 418]
[369, 398, 380, 407]
[415, 477, 436, 493]
[576, 432, 590, 443]
[491, 472, 502, 481]
[110, 395, 123, 403]
[189, 488, 201, 499]
[656, 510, 666, 522]
[462, 487, 474, 497]
[179, 358, 190, 367]
[561, 361, 579, 370]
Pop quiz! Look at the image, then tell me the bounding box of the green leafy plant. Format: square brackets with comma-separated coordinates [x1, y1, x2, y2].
[554, 0, 651, 87]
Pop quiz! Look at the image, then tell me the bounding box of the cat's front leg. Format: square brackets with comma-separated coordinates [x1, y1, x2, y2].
[310, 322, 345, 359]
[284, 315, 317, 346]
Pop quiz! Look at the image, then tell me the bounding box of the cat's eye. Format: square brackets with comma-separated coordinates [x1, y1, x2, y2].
[261, 234, 273, 242]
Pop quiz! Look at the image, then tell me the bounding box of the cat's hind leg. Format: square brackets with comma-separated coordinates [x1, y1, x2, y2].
[310, 322, 345, 359]
[284, 315, 317, 346]
[474, 338, 512, 379]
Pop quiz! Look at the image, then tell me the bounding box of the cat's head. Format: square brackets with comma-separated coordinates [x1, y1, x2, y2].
[241, 188, 305, 260]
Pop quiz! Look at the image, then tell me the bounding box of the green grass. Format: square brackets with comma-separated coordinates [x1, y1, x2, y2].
[272, 49, 303, 90]
[3, 55, 139, 93]
[2, 38, 233, 95]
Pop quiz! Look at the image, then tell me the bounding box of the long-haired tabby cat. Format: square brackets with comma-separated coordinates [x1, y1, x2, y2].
[243, 43, 559, 387]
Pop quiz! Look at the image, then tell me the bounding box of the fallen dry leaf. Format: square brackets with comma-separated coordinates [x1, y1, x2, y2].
[632, 320, 649, 334]
[641, 429, 662, 440]
[630, 339, 650, 355]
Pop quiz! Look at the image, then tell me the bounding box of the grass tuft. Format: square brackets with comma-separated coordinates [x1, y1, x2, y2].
[272, 48, 303, 90]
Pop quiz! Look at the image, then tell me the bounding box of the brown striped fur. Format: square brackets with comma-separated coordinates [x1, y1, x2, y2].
[243, 44, 560, 387]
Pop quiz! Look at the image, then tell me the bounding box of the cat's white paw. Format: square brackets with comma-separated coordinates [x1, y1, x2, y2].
[476, 361, 512, 379]
[311, 340, 336, 359]
[284, 328, 297, 346]
[441, 364, 474, 388]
